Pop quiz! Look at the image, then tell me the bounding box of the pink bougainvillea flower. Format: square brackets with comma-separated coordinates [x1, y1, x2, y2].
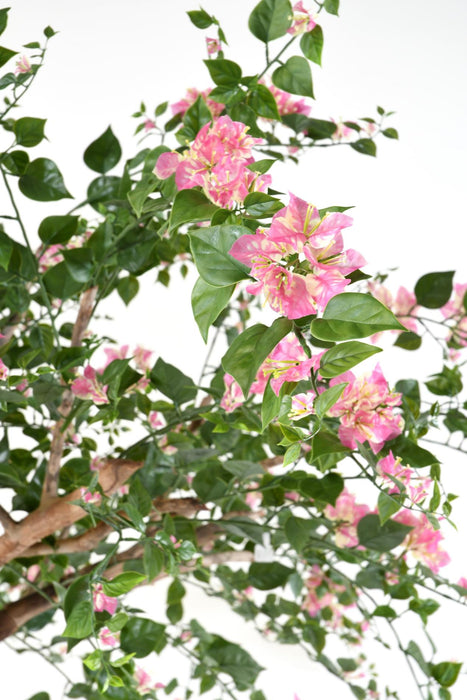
[90, 456, 106, 472]
[102, 344, 129, 368]
[248, 263, 318, 319]
[206, 36, 221, 55]
[92, 583, 118, 615]
[0, 358, 8, 381]
[26, 564, 41, 583]
[394, 510, 450, 574]
[171, 87, 224, 118]
[221, 373, 245, 410]
[377, 451, 432, 504]
[255, 334, 318, 395]
[81, 488, 102, 507]
[15, 55, 31, 75]
[287, 1, 317, 35]
[368, 282, 419, 338]
[440, 282, 467, 354]
[331, 119, 354, 141]
[98, 626, 120, 647]
[148, 410, 164, 429]
[265, 83, 311, 117]
[324, 489, 370, 548]
[143, 119, 156, 132]
[328, 365, 403, 453]
[71, 365, 109, 405]
[457, 577, 467, 591]
[133, 345, 153, 372]
[289, 391, 316, 419]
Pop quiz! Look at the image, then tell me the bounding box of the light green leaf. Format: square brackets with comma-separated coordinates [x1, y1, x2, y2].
[272, 56, 314, 98]
[189, 224, 251, 287]
[319, 340, 382, 378]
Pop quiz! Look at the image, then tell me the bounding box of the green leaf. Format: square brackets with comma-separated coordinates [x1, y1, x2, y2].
[444, 408, 467, 437]
[431, 662, 462, 688]
[43, 261, 84, 300]
[143, 542, 164, 581]
[87, 175, 122, 209]
[414, 271, 454, 309]
[319, 341, 382, 378]
[19, 158, 72, 201]
[43, 25, 56, 38]
[0, 230, 13, 269]
[38, 215, 79, 244]
[127, 173, 160, 217]
[285, 515, 315, 551]
[63, 248, 93, 283]
[181, 95, 213, 140]
[14, 117, 46, 147]
[350, 138, 376, 157]
[248, 0, 292, 42]
[406, 640, 430, 675]
[170, 189, 218, 230]
[222, 317, 293, 396]
[243, 192, 283, 218]
[373, 605, 396, 618]
[247, 84, 281, 120]
[63, 575, 93, 639]
[1, 149, 29, 175]
[390, 436, 439, 469]
[150, 357, 197, 405]
[0, 8, 9, 36]
[311, 292, 405, 341]
[357, 513, 412, 552]
[120, 617, 166, 657]
[249, 562, 293, 590]
[189, 224, 251, 287]
[0, 46, 16, 69]
[261, 379, 282, 430]
[383, 127, 399, 139]
[26, 695, 50, 700]
[324, 0, 339, 15]
[314, 382, 347, 419]
[302, 472, 343, 505]
[206, 637, 263, 690]
[377, 491, 401, 525]
[272, 55, 314, 98]
[393, 331, 422, 350]
[102, 571, 146, 597]
[300, 25, 323, 65]
[187, 8, 213, 29]
[167, 578, 185, 605]
[83, 126, 122, 174]
[312, 430, 349, 458]
[117, 275, 139, 305]
[191, 277, 235, 343]
[204, 58, 242, 87]
[425, 365, 462, 397]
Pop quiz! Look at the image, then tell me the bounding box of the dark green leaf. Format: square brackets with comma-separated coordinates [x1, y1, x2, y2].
[285, 515, 315, 551]
[1, 148, 29, 175]
[204, 58, 242, 87]
[324, 0, 339, 15]
[249, 563, 293, 590]
[247, 84, 281, 120]
[261, 379, 282, 430]
[87, 175, 121, 210]
[414, 271, 454, 308]
[63, 575, 93, 639]
[319, 341, 382, 378]
[19, 158, 72, 201]
[377, 491, 401, 525]
[0, 46, 16, 69]
[357, 513, 412, 552]
[187, 8, 213, 29]
[222, 317, 293, 396]
[143, 542, 164, 581]
[191, 277, 235, 343]
[181, 95, 212, 140]
[43, 261, 84, 299]
[83, 126, 122, 174]
[300, 25, 323, 65]
[243, 192, 283, 218]
[314, 382, 347, 419]
[312, 430, 349, 458]
[170, 189, 218, 230]
[206, 637, 263, 690]
[189, 224, 251, 287]
[248, 0, 292, 42]
[382, 127, 399, 139]
[43, 25, 56, 38]
[0, 8, 9, 36]
[431, 662, 462, 688]
[444, 408, 467, 437]
[311, 292, 405, 341]
[302, 472, 343, 505]
[373, 605, 396, 618]
[350, 138, 376, 157]
[26, 694, 50, 700]
[426, 365, 462, 396]
[150, 357, 197, 405]
[63, 247, 94, 283]
[38, 215, 79, 244]
[120, 617, 166, 657]
[393, 331, 422, 350]
[127, 173, 160, 217]
[14, 117, 46, 147]
[272, 55, 314, 98]
[117, 275, 139, 305]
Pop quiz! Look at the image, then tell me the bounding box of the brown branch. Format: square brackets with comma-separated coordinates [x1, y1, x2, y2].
[41, 286, 98, 506]
[0, 505, 16, 531]
[0, 459, 142, 566]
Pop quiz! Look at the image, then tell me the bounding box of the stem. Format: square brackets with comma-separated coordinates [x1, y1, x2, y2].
[257, 35, 297, 81]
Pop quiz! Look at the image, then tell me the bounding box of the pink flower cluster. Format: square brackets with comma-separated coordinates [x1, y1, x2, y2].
[155, 115, 271, 209]
[92, 583, 118, 614]
[441, 282, 467, 356]
[0, 357, 8, 381]
[394, 510, 450, 574]
[206, 36, 222, 56]
[15, 55, 31, 75]
[327, 364, 403, 453]
[377, 451, 432, 504]
[287, 1, 317, 36]
[71, 366, 109, 405]
[171, 87, 224, 119]
[303, 564, 366, 635]
[266, 83, 311, 117]
[134, 667, 165, 694]
[368, 281, 419, 339]
[324, 489, 370, 547]
[229, 192, 365, 319]
[220, 333, 320, 410]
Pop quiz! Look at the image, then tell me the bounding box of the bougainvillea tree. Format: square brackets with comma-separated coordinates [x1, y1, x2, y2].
[0, 2, 466, 699]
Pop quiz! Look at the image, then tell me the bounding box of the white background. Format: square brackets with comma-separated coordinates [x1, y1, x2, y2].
[2, 0, 467, 698]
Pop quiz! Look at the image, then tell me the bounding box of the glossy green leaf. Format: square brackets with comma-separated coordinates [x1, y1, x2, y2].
[319, 341, 382, 378]
[311, 292, 405, 341]
[393, 331, 422, 350]
[426, 365, 462, 396]
[187, 8, 213, 29]
[206, 637, 263, 690]
[83, 126, 122, 173]
[249, 562, 293, 590]
[120, 617, 166, 657]
[312, 430, 349, 458]
[1, 149, 29, 175]
[382, 127, 399, 139]
[150, 357, 197, 405]
[324, 0, 339, 15]
[414, 270, 454, 308]
[247, 84, 281, 120]
[181, 94, 212, 140]
[0, 45, 16, 68]
[272, 56, 314, 98]
[0, 230, 13, 269]
[431, 662, 462, 688]
[302, 472, 343, 505]
[390, 436, 439, 469]
[169, 189, 218, 230]
[62, 247, 94, 283]
[243, 192, 283, 218]
[300, 25, 323, 65]
[261, 379, 282, 430]
[314, 382, 347, 419]
[377, 491, 401, 525]
[204, 58, 242, 87]
[43, 261, 84, 299]
[350, 138, 376, 157]
[285, 515, 315, 551]
[117, 275, 139, 305]
[87, 175, 121, 209]
[102, 571, 146, 597]
[127, 173, 160, 217]
[191, 277, 235, 342]
[0, 8, 9, 36]
[222, 317, 293, 396]
[248, 0, 292, 42]
[19, 158, 72, 201]
[189, 224, 251, 287]
[14, 117, 46, 147]
[63, 575, 93, 639]
[38, 215, 79, 244]
[357, 513, 412, 552]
